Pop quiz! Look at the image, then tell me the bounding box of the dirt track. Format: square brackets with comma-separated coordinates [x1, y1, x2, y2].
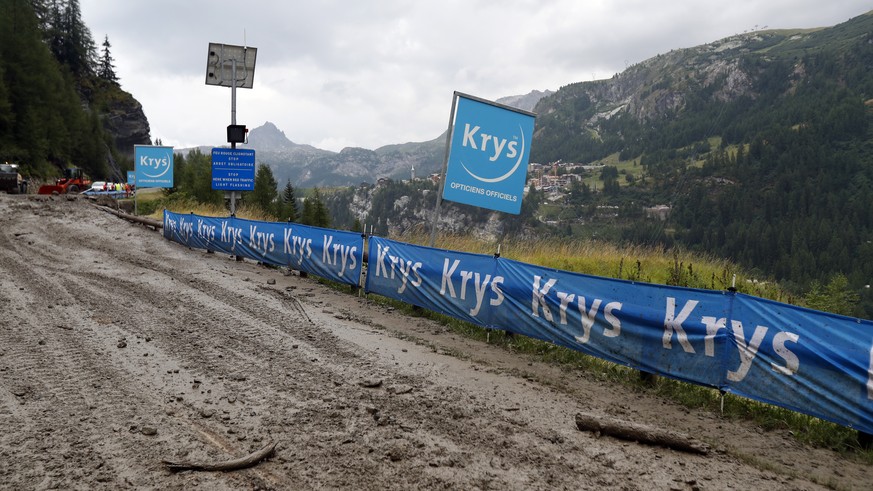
[0, 193, 870, 490]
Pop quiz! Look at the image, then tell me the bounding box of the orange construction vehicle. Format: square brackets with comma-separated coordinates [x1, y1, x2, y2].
[38, 168, 92, 195]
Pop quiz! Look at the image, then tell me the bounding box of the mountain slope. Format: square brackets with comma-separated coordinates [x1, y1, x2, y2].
[528, 9, 873, 311]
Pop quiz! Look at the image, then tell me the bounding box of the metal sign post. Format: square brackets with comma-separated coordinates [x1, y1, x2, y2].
[429, 94, 459, 247]
[205, 42, 258, 216]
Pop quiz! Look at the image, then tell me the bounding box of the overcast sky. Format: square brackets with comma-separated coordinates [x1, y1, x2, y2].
[80, 1, 871, 152]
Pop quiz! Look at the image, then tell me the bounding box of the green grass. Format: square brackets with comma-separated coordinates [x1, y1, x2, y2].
[138, 191, 277, 222]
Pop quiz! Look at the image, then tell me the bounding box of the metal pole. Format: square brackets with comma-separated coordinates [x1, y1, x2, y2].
[229, 57, 238, 216]
[231, 58, 237, 129]
[429, 92, 459, 248]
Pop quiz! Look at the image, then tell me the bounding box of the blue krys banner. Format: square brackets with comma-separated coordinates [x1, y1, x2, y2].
[442, 93, 535, 214]
[163, 211, 363, 286]
[365, 236, 873, 435]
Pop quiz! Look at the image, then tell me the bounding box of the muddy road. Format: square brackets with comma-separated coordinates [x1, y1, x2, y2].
[0, 194, 869, 490]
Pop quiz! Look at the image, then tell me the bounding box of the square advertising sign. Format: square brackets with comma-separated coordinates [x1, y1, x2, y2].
[134, 145, 174, 188]
[442, 93, 535, 214]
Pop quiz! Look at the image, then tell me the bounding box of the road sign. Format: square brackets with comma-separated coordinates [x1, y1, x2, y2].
[211, 148, 255, 191]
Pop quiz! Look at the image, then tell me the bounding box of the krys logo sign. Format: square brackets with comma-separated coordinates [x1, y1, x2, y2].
[134, 145, 174, 188]
[442, 94, 535, 214]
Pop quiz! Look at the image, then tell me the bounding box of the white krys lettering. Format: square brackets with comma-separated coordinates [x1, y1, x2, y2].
[490, 137, 507, 162]
[220, 222, 243, 251]
[396, 259, 412, 294]
[770, 332, 800, 376]
[375, 245, 390, 279]
[395, 259, 417, 294]
[288, 236, 310, 264]
[557, 292, 576, 325]
[506, 140, 518, 159]
[203, 221, 216, 242]
[663, 297, 698, 353]
[388, 254, 399, 279]
[332, 243, 342, 268]
[575, 297, 602, 344]
[459, 270, 474, 301]
[868, 343, 873, 400]
[233, 227, 242, 250]
[247, 226, 258, 250]
[490, 276, 505, 306]
[478, 133, 493, 153]
[283, 228, 294, 254]
[726, 321, 768, 382]
[441, 258, 460, 297]
[701, 316, 727, 357]
[603, 302, 623, 337]
[462, 124, 480, 148]
[179, 218, 193, 242]
[348, 247, 358, 272]
[248, 225, 274, 256]
[531, 276, 557, 321]
[469, 273, 492, 316]
[322, 235, 334, 264]
[335, 244, 355, 277]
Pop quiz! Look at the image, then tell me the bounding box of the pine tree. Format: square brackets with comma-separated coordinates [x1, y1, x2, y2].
[280, 179, 298, 222]
[46, 0, 96, 76]
[301, 188, 330, 227]
[251, 163, 278, 216]
[311, 188, 330, 227]
[97, 35, 117, 83]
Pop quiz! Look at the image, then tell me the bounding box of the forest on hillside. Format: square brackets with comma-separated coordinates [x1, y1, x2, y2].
[0, 0, 126, 179]
[524, 13, 873, 316]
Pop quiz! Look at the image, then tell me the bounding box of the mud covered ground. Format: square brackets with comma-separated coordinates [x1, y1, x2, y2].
[0, 193, 870, 490]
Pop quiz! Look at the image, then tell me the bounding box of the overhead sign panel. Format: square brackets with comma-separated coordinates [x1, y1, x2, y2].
[211, 147, 256, 191]
[134, 145, 174, 188]
[442, 93, 535, 214]
[205, 43, 257, 88]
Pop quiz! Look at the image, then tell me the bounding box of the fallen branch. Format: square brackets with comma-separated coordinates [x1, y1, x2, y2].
[575, 413, 709, 455]
[162, 440, 278, 472]
[93, 204, 163, 229]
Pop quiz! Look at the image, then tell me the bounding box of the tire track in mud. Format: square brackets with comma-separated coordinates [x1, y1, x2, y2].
[0, 202, 289, 489]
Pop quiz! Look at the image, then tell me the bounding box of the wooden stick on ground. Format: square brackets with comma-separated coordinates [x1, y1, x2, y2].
[575, 413, 709, 455]
[163, 441, 278, 472]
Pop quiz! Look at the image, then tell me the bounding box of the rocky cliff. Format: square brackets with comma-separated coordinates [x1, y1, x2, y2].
[100, 90, 151, 156]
